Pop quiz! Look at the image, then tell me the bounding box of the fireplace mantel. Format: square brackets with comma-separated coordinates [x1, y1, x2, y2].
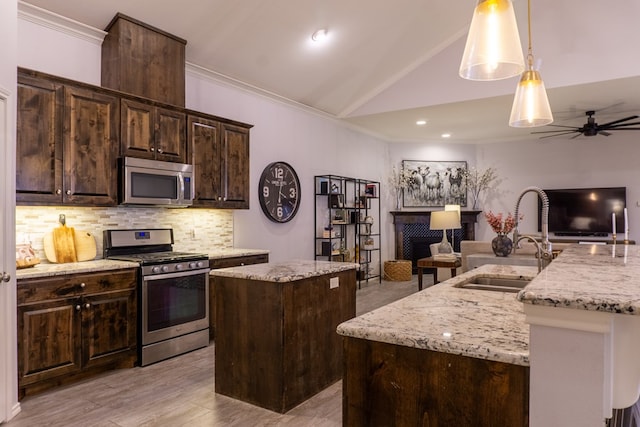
[390, 210, 482, 261]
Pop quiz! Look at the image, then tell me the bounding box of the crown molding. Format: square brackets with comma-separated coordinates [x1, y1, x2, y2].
[18, 1, 106, 45]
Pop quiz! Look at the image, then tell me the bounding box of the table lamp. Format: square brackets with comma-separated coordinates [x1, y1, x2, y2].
[430, 210, 461, 254]
[445, 204, 461, 252]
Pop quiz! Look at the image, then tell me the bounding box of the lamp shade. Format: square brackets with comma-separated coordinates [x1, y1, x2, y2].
[459, 0, 525, 81]
[508, 69, 553, 127]
[444, 204, 461, 220]
[430, 210, 461, 231]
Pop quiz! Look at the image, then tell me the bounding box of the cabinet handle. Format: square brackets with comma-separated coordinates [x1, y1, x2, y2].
[1, 272, 10, 283]
[150, 147, 155, 152]
[157, 148, 163, 154]
[85, 303, 90, 309]
[217, 196, 222, 201]
[66, 190, 71, 195]
[80, 282, 86, 288]
[75, 305, 81, 311]
[56, 189, 62, 195]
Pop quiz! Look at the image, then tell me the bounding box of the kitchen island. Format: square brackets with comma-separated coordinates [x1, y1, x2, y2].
[211, 259, 357, 413]
[337, 264, 537, 426]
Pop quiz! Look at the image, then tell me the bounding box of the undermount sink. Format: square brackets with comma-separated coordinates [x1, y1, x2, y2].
[455, 276, 531, 293]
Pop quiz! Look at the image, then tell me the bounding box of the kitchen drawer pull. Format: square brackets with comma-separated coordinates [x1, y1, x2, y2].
[150, 147, 155, 152]
[80, 282, 86, 288]
[1, 272, 10, 283]
[56, 189, 62, 195]
[157, 148, 163, 154]
[75, 305, 81, 311]
[66, 190, 71, 195]
[85, 303, 90, 309]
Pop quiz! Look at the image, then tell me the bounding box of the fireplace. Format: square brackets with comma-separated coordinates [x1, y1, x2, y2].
[391, 210, 481, 273]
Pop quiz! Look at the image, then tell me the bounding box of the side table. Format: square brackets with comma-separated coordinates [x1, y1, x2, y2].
[416, 256, 461, 290]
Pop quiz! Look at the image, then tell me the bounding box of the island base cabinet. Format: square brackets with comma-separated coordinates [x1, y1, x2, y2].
[214, 269, 356, 413]
[342, 337, 529, 427]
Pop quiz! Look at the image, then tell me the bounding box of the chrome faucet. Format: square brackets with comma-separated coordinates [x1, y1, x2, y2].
[512, 186, 553, 270]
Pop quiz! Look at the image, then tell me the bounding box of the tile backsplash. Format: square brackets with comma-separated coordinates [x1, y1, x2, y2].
[16, 206, 233, 262]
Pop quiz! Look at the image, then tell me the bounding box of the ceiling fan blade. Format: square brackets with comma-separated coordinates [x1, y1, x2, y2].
[531, 129, 579, 134]
[570, 133, 582, 140]
[601, 127, 640, 130]
[537, 131, 580, 139]
[606, 121, 640, 128]
[541, 124, 581, 129]
[599, 131, 612, 136]
[598, 115, 640, 127]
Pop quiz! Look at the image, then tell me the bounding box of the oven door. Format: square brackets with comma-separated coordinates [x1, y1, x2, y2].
[141, 268, 210, 346]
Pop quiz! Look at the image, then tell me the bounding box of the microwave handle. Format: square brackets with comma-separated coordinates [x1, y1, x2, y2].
[178, 173, 185, 200]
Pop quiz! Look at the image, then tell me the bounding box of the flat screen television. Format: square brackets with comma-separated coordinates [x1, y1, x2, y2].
[538, 187, 626, 236]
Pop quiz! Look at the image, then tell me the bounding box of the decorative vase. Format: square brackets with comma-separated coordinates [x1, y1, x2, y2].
[492, 233, 513, 257]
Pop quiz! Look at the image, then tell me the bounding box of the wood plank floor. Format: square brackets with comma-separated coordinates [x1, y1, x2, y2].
[6, 276, 422, 427]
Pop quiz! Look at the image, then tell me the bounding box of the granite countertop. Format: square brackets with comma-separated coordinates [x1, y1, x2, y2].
[16, 247, 269, 280]
[517, 243, 640, 314]
[210, 259, 358, 282]
[16, 259, 140, 279]
[206, 248, 269, 259]
[337, 264, 539, 366]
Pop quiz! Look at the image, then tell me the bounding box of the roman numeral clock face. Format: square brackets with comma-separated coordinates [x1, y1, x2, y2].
[258, 162, 301, 223]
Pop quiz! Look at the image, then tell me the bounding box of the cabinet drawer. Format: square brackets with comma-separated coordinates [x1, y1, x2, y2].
[18, 269, 137, 305]
[210, 254, 268, 269]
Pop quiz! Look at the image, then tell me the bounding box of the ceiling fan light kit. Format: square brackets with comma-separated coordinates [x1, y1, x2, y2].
[459, 0, 525, 81]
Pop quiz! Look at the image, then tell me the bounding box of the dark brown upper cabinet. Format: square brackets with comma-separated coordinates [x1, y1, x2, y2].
[188, 116, 250, 209]
[17, 71, 119, 206]
[121, 98, 186, 163]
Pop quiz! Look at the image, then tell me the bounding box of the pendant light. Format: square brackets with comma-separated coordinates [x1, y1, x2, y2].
[509, 0, 553, 127]
[459, 0, 525, 81]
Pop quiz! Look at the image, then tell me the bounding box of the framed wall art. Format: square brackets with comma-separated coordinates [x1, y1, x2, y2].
[401, 160, 467, 207]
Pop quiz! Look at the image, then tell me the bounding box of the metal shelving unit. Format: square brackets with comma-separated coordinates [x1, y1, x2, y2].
[314, 174, 381, 286]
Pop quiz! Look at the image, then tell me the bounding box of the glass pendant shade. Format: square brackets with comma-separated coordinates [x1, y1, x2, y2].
[509, 69, 553, 127]
[459, 0, 525, 81]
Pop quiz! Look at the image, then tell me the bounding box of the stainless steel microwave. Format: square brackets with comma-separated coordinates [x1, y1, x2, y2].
[121, 157, 194, 207]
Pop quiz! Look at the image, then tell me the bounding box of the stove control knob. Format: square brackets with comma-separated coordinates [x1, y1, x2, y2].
[175, 264, 184, 271]
[152, 266, 161, 274]
[188, 262, 197, 269]
[196, 261, 205, 268]
[161, 265, 169, 273]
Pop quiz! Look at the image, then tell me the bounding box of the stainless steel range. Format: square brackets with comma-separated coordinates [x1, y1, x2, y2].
[104, 228, 210, 366]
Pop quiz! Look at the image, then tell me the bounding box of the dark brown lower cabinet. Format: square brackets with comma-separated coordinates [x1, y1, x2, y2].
[214, 268, 356, 413]
[17, 269, 137, 400]
[342, 337, 529, 427]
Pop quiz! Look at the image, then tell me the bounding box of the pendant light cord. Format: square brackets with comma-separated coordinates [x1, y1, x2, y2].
[526, 0, 533, 70]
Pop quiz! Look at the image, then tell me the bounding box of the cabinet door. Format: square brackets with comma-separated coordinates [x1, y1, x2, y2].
[155, 107, 186, 163]
[189, 115, 223, 206]
[17, 298, 82, 389]
[120, 98, 155, 160]
[81, 288, 136, 369]
[16, 74, 63, 204]
[220, 123, 250, 208]
[63, 86, 119, 205]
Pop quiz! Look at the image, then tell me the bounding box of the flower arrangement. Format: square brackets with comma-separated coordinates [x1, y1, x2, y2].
[462, 166, 499, 209]
[388, 165, 412, 209]
[484, 211, 522, 234]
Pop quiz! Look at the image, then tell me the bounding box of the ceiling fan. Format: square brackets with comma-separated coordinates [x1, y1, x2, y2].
[531, 110, 640, 139]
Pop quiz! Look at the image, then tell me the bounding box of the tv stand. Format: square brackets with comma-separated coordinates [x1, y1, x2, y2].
[555, 232, 608, 237]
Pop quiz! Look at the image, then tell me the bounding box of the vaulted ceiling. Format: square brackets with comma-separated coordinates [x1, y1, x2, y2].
[21, 0, 640, 143]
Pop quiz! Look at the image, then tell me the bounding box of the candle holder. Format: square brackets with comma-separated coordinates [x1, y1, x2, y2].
[612, 233, 617, 244]
[624, 239, 629, 245]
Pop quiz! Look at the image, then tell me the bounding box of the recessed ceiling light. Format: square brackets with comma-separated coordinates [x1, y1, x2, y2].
[416, 120, 427, 126]
[441, 133, 451, 138]
[311, 29, 328, 42]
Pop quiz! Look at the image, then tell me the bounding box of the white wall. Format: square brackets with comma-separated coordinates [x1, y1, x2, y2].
[476, 134, 640, 242]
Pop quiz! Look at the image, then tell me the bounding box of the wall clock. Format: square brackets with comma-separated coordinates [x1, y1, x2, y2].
[258, 161, 301, 223]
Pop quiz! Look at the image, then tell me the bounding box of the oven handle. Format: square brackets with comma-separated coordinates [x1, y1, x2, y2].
[143, 268, 211, 281]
